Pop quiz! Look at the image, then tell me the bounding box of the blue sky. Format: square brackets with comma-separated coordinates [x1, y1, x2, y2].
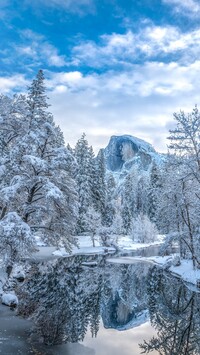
[1, 0, 200, 152]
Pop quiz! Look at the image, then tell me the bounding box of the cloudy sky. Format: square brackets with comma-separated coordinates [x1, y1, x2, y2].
[1, 0, 200, 153]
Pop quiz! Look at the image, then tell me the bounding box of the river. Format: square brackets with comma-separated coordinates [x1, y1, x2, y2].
[1, 246, 199, 355]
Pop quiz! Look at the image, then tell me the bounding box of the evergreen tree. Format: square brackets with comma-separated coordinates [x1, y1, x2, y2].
[136, 174, 149, 216]
[86, 207, 101, 246]
[75, 133, 93, 233]
[147, 161, 162, 224]
[0, 70, 78, 267]
[121, 174, 133, 234]
[93, 149, 107, 223]
[103, 173, 116, 227]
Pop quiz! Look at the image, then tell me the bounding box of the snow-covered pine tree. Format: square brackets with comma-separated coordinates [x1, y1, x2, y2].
[0, 70, 78, 266]
[103, 173, 116, 227]
[120, 166, 145, 232]
[93, 149, 107, 223]
[0, 94, 28, 157]
[121, 173, 133, 234]
[85, 207, 101, 246]
[75, 133, 93, 233]
[136, 173, 149, 216]
[147, 161, 162, 224]
[88, 145, 98, 207]
[22, 70, 78, 249]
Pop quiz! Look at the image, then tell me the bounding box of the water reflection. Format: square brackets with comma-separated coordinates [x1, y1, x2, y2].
[102, 262, 149, 330]
[140, 266, 200, 355]
[17, 255, 103, 345]
[16, 255, 200, 355]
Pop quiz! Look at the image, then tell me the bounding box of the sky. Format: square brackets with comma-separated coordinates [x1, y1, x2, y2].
[1, 0, 200, 153]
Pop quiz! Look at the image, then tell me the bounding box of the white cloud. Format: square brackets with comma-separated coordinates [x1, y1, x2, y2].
[26, 0, 95, 14]
[46, 59, 200, 153]
[51, 71, 83, 84]
[162, 0, 200, 15]
[72, 25, 200, 67]
[47, 70, 98, 92]
[0, 74, 28, 93]
[4, 22, 200, 154]
[15, 29, 67, 68]
[2, 58, 200, 154]
[42, 44, 66, 67]
[17, 45, 37, 57]
[20, 29, 44, 41]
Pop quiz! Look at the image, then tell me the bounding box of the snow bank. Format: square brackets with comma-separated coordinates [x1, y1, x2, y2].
[52, 246, 116, 257]
[113, 234, 164, 250]
[77, 234, 164, 252]
[145, 255, 200, 287]
[52, 235, 117, 257]
[1, 293, 18, 306]
[106, 256, 153, 264]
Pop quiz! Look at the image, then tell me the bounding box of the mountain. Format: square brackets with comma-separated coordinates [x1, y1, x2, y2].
[103, 135, 164, 176]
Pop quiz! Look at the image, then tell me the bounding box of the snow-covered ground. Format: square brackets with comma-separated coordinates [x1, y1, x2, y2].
[50, 234, 164, 257]
[2, 293, 18, 306]
[149, 255, 200, 287]
[28, 237, 114, 260]
[116, 234, 164, 250]
[51, 235, 116, 257]
[52, 245, 116, 257]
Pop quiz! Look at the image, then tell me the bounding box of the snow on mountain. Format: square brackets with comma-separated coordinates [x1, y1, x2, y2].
[103, 135, 165, 182]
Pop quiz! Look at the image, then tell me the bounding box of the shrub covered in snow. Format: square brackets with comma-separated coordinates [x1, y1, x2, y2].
[131, 214, 158, 243]
[98, 226, 118, 248]
[0, 212, 37, 268]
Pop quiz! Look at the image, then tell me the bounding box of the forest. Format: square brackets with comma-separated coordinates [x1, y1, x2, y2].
[0, 70, 200, 271]
[0, 70, 200, 352]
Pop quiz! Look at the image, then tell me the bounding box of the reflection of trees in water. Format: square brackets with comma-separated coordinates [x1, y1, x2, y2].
[17, 255, 103, 345]
[17, 257, 150, 345]
[20, 256, 200, 351]
[18, 257, 200, 352]
[140, 266, 200, 355]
